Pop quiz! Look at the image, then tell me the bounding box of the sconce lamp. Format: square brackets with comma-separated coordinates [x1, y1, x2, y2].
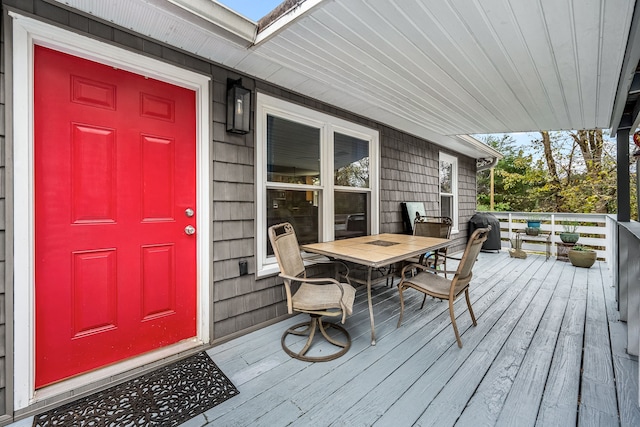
[226, 79, 251, 134]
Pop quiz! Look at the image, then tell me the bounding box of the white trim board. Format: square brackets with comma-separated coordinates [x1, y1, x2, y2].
[10, 12, 212, 410]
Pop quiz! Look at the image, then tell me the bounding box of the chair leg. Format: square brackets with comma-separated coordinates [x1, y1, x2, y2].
[465, 288, 477, 326]
[281, 315, 351, 362]
[397, 284, 405, 327]
[420, 293, 427, 309]
[299, 317, 318, 355]
[318, 318, 348, 348]
[449, 298, 463, 348]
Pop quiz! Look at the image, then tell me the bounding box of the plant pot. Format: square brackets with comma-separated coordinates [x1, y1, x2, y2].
[525, 227, 540, 236]
[568, 249, 596, 268]
[527, 220, 541, 228]
[559, 232, 579, 244]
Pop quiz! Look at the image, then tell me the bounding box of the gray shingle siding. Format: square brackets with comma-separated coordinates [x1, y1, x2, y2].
[0, 0, 479, 420]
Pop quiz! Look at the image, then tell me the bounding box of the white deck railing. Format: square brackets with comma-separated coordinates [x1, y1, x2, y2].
[487, 211, 613, 262]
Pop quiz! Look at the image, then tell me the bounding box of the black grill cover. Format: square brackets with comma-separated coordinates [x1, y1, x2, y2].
[469, 212, 501, 251]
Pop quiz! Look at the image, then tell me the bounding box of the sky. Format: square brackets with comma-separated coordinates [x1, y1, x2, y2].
[474, 132, 541, 148]
[217, 0, 284, 21]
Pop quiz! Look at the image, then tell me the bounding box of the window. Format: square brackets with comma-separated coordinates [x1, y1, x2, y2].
[257, 93, 379, 276]
[439, 152, 458, 232]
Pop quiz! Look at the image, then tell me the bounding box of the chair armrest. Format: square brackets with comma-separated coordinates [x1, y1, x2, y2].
[278, 272, 342, 286]
[400, 262, 437, 279]
[278, 273, 346, 300]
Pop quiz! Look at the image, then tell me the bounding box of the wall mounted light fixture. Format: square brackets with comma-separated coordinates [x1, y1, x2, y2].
[226, 79, 251, 134]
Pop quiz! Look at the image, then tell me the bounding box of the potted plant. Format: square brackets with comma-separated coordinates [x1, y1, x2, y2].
[525, 226, 540, 236]
[525, 214, 545, 235]
[559, 221, 580, 244]
[568, 245, 596, 268]
[526, 216, 542, 229]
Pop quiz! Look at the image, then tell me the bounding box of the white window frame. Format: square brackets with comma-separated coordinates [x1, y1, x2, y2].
[439, 152, 459, 233]
[256, 93, 379, 277]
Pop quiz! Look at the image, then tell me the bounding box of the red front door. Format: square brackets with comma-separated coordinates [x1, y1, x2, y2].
[34, 46, 197, 388]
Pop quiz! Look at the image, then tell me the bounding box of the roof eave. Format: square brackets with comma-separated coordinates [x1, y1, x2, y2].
[455, 135, 504, 160]
[255, 0, 326, 45]
[163, 0, 257, 46]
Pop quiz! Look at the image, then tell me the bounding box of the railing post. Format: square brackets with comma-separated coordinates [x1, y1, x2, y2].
[550, 214, 556, 255]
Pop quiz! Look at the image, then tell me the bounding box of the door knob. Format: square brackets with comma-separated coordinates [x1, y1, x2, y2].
[185, 225, 196, 235]
[185, 208, 194, 217]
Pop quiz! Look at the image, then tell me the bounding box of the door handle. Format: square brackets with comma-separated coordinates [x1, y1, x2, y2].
[185, 225, 196, 235]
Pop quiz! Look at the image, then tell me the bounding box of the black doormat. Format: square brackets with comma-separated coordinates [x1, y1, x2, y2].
[33, 352, 239, 426]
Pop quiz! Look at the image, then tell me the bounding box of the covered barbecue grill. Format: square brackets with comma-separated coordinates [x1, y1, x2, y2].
[469, 212, 501, 252]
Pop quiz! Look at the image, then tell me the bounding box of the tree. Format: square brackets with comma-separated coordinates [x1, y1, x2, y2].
[477, 135, 546, 211]
[479, 129, 637, 217]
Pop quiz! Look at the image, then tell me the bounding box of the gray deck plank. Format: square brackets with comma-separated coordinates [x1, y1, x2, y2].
[213, 280, 403, 383]
[207, 253, 517, 425]
[314, 255, 536, 425]
[242, 278, 498, 423]
[261, 254, 537, 426]
[579, 263, 619, 426]
[610, 345, 640, 427]
[206, 272, 448, 425]
[452, 261, 571, 427]
[175, 253, 636, 427]
[363, 257, 551, 426]
[204, 286, 427, 425]
[413, 260, 568, 427]
[491, 261, 576, 427]
[535, 263, 586, 427]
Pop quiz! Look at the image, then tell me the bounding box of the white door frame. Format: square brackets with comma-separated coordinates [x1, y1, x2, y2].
[11, 13, 211, 409]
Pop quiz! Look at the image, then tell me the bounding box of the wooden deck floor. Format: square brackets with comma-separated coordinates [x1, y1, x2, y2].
[184, 251, 640, 427]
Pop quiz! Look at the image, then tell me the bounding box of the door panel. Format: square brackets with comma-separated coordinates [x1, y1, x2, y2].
[71, 249, 118, 337]
[71, 124, 117, 223]
[141, 244, 176, 320]
[34, 46, 197, 388]
[141, 135, 175, 220]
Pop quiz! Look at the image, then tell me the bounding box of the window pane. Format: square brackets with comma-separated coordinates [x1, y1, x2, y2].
[334, 191, 368, 239]
[334, 133, 369, 188]
[440, 160, 452, 193]
[267, 115, 320, 185]
[441, 194, 453, 219]
[267, 189, 319, 255]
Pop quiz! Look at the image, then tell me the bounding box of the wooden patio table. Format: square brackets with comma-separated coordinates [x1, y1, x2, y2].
[301, 233, 450, 345]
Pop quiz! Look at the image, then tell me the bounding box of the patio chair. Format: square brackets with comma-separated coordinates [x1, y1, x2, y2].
[404, 216, 453, 278]
[415, 216, 453, 274]
[397, 226, 490, 348]
[268, 222, 356, 362]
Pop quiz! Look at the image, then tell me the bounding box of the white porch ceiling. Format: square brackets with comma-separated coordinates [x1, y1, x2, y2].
[49, 0, 636, 158]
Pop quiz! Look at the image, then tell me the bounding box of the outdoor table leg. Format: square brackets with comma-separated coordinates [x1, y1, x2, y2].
[367, 266, 376, 345]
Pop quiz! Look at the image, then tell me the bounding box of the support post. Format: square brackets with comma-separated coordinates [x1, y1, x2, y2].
[490, 167, 495, 211]
[617, 128, 631, 222]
